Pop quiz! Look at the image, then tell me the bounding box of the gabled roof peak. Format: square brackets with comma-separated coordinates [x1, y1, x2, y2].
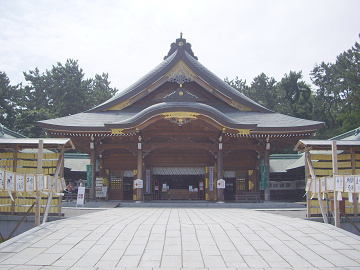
[164, 34, 198, 60]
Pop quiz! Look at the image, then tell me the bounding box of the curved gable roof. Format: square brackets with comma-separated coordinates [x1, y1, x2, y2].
[89, 36, 271, 113]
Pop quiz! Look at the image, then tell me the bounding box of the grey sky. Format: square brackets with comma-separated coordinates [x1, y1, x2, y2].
[1, 0, 359, 92]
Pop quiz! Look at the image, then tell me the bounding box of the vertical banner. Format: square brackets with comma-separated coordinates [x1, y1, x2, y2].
[260, 164, 268, 189]
[77, 186, 86, 206]
[86, 164, 92, 188]
[146, 170, 150, 193]
[209, 166, 214, 191]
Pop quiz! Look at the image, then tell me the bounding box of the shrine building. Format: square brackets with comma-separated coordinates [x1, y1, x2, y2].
[39, 35, 323, 202]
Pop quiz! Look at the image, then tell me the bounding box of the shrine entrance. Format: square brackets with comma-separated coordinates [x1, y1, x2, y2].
[153, 167, 206, 200]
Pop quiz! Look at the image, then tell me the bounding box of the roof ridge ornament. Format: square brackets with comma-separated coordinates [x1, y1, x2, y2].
[164, 87, 198, 101]
[164, 34, 198, 60]
[166, 60, 196, 85]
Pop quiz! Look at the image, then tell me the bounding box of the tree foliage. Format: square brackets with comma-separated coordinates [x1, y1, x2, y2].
[226, 39, 360, 140]
[0, 72, 22, 130]
[310, 41, 360, 138]
[0, 59, 117, 137]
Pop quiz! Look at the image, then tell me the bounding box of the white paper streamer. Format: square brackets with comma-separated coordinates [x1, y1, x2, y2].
[337, 191, 342, 201]
[322, 193, 325, 200]
[311, 193, 315, 199]
[18, 192, 26, 200]
[29, 192, 37, 198]
[349, 193, 353, 203]
[7, 191, 14, 202]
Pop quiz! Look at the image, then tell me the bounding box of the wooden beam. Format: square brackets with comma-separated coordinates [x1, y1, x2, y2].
[351, 148, 358, 216]
[264, 138, 270, 201]
[305, 148, 328, 224]
[90, 139, 96, 200]
[11, 146, 18, 215]
[332, 141, 340, 228]
[43, 147, 65, 223]
[35, 140, 43, 227]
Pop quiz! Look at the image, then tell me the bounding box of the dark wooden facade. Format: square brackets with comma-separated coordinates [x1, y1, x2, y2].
[39, 35, 323, 201]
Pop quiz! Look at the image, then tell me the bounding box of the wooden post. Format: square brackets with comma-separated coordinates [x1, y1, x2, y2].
[305, 151, 311, 218]
[305, 148, 328, 223]
[11, 146, 18, 215]
[332, 141, 340, 228]
[35, 140, 43, 227]
[351, 148, 358, 216]
[90, 138, 96, 201]
[58, 148, 65, 216]
[264, 138, 270, 201]
[216, 137, 224, 202]
[43, 148, 65, 223]
[137, 140, 143, 201]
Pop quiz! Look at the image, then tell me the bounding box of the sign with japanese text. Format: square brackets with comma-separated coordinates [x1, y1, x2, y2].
[146, 170, 150, 193]
[335, 175, 344, 192]
[217, 179, 225, 189]
[134, 179, 143, 189]
[209, 166, 214, 191]
[260, 164, 268, 189]
[344, 176, 354, 193]
[77, 186, 86, 206]
[86, 164, 92, 188]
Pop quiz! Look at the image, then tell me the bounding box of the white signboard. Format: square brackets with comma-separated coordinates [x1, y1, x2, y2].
[344, 176, 354, 193]
[146, 170, 150, 193]
[217, 179, 225, 189]
[320, 177, 326, 193]
[335, 175, 344, 192]
[134, 179, 143, 189]
[16, 174, 25, 192]
[315, 179, 320, 193]
[5, 171, 15, 191]
[26, 175, 35, 192]
[77, 186, 86, 206]
[355, 176, 360, 192]
[209, 166, 214, 191]
[96, 177, 103, 197]
[0, 169, 4, 191]
[37, 174, 44, 190]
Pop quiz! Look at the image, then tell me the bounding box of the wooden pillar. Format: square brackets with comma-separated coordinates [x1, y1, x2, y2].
[58, 148, 65, 216]
[332, 141, 340, 228]
[264, 138, 270, 201]
[305, 151, 311, 218]
[11, 146, 18, 215]
[90, 138, 96, 201]
[137, 140, 143, 201]
[305, 148, 328, 223]
[35, 140, 43, 227]
[217, 138, 224, 202]
[351, 148, 358, 216]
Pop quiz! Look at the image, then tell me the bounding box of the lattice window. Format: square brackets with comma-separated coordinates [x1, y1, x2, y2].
[153, 167, 205, 175]
[124, 170, 134, 177]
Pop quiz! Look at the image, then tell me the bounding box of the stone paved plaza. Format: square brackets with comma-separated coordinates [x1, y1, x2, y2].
[1, 207, 360, 269]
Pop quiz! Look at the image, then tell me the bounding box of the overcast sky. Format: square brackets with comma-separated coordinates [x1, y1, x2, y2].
[1, 0, 359, 93]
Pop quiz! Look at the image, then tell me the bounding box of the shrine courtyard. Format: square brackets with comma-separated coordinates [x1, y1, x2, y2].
[1, 206, 360, 269]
